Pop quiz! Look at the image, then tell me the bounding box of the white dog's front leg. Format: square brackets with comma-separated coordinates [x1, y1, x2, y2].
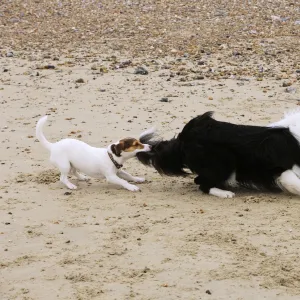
[117, 170, 145, 183]
[106, 175, 140, 192]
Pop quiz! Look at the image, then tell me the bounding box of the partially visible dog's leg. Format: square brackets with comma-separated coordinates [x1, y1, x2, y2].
[194, 176, 235, 198]
[117, 170, 145, 183]
[187, 146, 236, 198]
[292, 165, 300, 178]
[277, 170, 300, 196]
[70, 166, 88, 181]
[106, 175, 140, 192]
[208, 187, 235, 198]
[51, 156, 77, 189]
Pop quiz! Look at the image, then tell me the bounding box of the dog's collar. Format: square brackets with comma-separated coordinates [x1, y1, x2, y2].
[108, 151, 123, 169]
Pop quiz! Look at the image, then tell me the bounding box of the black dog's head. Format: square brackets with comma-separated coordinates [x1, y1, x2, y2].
[137, 131, 188, 176]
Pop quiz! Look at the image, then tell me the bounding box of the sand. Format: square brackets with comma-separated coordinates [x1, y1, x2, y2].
[1, 1, 300, 299]
[1, 55, 300, 300]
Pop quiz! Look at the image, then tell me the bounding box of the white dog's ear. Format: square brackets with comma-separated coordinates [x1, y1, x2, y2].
[111, 144, 123, 157]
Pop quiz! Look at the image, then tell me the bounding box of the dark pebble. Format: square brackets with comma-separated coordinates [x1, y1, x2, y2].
[64, 192, 72, 195]
[3, 69, 8, 72]
[282, 82, 291, 87]
[65, 240, 71, 243]
[160, 97, 169, 102]
[44, 65, 55, 69]
[206, 290, 212, 295]
[134, 67, 148, 75]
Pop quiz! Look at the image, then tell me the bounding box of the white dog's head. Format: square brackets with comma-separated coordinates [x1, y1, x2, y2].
[111, 138, 151, 159]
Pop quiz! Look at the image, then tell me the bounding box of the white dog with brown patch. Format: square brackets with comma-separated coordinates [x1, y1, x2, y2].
[36, 116, 153, 191]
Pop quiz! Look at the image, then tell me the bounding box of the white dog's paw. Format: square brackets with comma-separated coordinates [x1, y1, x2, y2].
[67, 183, 77, 190]
[133, 177, 145, 183]
[126, 184, 140, 192]
[77, 174, 89, 181]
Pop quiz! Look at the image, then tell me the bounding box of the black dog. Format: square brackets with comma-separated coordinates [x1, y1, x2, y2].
[137, 111, 300, 198]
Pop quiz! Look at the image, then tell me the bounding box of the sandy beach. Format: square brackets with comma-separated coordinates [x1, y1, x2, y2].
[1, 1, 300, 299]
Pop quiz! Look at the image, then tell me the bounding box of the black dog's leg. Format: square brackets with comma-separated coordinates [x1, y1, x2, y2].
[188, 147, 236, 198]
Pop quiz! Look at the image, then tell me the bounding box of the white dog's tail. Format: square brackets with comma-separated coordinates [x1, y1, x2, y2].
[36, 116, 52, 151]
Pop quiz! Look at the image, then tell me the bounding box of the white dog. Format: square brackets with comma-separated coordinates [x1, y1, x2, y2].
[36, 116, 153, 191]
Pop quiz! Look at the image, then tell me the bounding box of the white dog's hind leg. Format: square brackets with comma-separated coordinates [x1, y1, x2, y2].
[51, 156, 77, 189]
[106, 175, 140, 192]
[70, 167, 88, 181]
[60, 174, 77, 189]
[117, 170, 145, 183]
[278, 170, 300, 196]
[209, 187, 235, 198]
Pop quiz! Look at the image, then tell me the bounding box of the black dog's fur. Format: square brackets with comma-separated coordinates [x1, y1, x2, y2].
[137, 112, 300, 194]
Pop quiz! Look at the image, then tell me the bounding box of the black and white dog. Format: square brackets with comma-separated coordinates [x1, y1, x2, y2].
[137, 110, 300, 198]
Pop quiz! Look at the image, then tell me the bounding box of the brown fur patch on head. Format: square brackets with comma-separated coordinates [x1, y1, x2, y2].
[111, 138, 144, 156]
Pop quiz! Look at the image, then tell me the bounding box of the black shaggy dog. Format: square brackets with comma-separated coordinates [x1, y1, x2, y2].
[137, 111, 300, 198]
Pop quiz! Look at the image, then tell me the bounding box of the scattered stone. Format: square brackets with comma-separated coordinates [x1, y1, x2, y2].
[206, 290, 212, 295]
[285, 86, 297, 93]
[75, 78, 85, 83]
[282, 82, 291, 87]
[134, 66, 148, 75]
[3, 69, 8, 72]
[43, 65, 55, 69]
[118, 60, 132, 68]
[64, 192, 72, 195]
[160, 97, 169, 102]
[194, 75, 205, 80]
[65, 240, 71, 243]
[6, 51, 13, 57]
[99, 66, 108, 73]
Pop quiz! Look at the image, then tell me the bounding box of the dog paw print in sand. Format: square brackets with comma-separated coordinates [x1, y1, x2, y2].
[15, 169, 60, 185]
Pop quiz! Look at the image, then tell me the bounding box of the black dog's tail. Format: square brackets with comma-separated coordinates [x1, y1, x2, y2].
[138, 131, 188, 176]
